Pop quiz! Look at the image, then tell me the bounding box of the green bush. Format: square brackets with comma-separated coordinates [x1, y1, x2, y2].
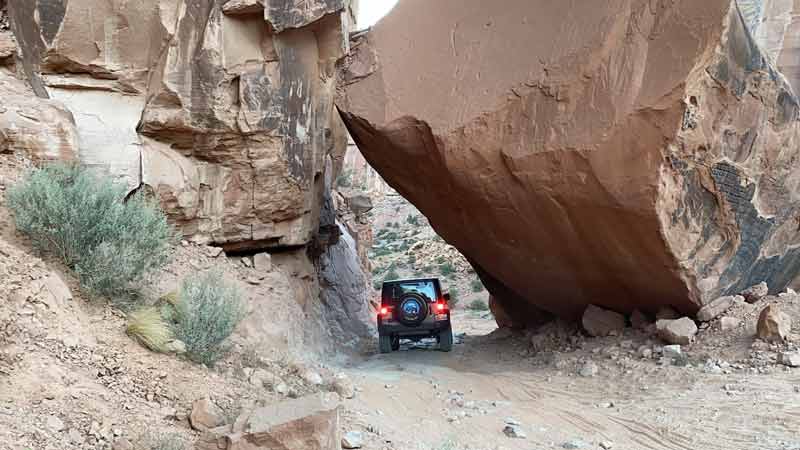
[173, 270, 245, 366]
[7, 164, 174, 299]
[440, 263, 455, 277]
[436, 256, 446, 265]
[336, 170, 352, 187]
[406, 214, 420, 226]
[470, 279, 484, 293]
[384, 266, 400, 281]
[467, 299, 488, 311]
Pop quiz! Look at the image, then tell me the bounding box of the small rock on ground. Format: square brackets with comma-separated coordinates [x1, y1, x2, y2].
[719, 316, 741, 332]
[757, 305, 791, 343]
[563, 439, 587, 449]
[779, 352, 800, 368]
[696, 296, 736, 322]
[582, 305, 625, 337]
[189, 398, 224, 432]
[503, 424, 526, 439]
[600, 441, 614, 450]
[578, 361, 599, 377]
[342, 431, 363, 449]
[742, 281, 768, 303]
[656, 317, 698, 345]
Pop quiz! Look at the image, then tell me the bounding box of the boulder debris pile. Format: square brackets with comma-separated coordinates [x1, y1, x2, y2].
[338, 0, 800, 325]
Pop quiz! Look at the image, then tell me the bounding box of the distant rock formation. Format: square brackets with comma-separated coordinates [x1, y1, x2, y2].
[338, 0, 800, 323]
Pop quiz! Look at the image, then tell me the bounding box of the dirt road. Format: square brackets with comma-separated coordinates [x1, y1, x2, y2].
[340, 311, 800, 450]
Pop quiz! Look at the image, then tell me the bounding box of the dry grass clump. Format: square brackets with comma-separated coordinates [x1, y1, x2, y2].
[126, 307, 173, 353]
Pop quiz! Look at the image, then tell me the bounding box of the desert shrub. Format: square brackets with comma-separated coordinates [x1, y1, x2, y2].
[372, 279, 382, 290]
[336, 170, 352, 187]
[7, 164, 174, 298]
[440, 262, 455, 277]
[407, 254, 417, 265]
[126, 307, 173, 353]
[173, 270, 245, 366]
[406, 214, 420, 226]
[384, 266, 400, 281]
[470, 279, 484, 293]
[436, 256, 446, 265]
[467, 299, 488, 311]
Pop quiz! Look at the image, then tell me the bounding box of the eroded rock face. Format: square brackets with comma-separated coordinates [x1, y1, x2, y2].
[8, 0, 354, 250]
[338, 0, 800, 322]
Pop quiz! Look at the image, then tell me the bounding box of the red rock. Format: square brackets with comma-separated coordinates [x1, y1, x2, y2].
[338, 0, 800, 321]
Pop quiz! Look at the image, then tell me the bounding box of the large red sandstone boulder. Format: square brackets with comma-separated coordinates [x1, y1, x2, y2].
[338, 0, 800, 322]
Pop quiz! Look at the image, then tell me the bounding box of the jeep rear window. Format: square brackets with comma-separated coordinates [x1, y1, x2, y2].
[391, 281, 437, 302]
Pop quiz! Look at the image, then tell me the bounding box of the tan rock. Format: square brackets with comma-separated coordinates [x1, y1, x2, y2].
[696, 296, 737, 322]
[719, 316, 741, 332]
[190, 398, 225, 432]
[200, 393, 340, 450]
[757, 305, 792, 343]
[582, 305, 625, 337]
[741, 282, 769, 303]
[656, 318, 698, 345]
[338, 0, 800, 322]
[253, 253, 272, 271]
[0, 72, 78, 161]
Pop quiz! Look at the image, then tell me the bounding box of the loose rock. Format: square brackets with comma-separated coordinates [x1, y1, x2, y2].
[757, 305, 792, 343]
[656, 318, 698, 345]
[696, 296, 736, 322]
[254, 252, 272, 271]
[342, 431, 363, 449]
[190, 398, 224, 432]
[46, 415, 65, 433]
[779, 352, 800, 368]
[503, 424, 527, 439]
[742, 282, 769, 303]
[578, 361, 599, 377]
[582, 305, 626, 337]
[719, 316, 741, 332]
[563, 439, 587, 449]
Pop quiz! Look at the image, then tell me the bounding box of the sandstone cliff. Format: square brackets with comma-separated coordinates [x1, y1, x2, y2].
[338, 0, 800, 323]
[2, 0, 372, 351]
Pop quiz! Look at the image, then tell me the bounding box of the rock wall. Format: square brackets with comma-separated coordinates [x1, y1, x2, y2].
[2, 0, 372, 352]
[740, 0, 800, 95]
[338, 0, 800, 323]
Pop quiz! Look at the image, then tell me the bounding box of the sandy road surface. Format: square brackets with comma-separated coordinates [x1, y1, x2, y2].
[339, 311, 800, 450]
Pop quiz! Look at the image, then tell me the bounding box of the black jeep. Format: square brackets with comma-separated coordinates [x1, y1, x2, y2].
[377, 278, 453, 353]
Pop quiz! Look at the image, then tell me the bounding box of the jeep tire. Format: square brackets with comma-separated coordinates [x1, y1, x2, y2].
[439, 326, 453, 352]
[391, 335, 400, 351]
[379, 333, 392, 353]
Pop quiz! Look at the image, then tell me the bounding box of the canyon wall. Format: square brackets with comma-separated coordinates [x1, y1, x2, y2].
[338, 0, 800, 324]
[2, 0, 373, 353]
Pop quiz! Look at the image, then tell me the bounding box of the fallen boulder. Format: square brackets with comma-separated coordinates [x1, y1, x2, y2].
[196, 393, 340, 450]
[757, 305, 791, 343]
[581, 305, 625, 337]
[656, 318, 698, 345]
[338, 0, 800, 323]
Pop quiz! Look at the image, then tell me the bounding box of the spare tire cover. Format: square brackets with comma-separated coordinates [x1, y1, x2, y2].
[398, 293, 428, 326]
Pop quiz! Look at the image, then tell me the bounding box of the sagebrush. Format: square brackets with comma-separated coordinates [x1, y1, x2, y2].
[467, 299, 488, 311]
[7, 164, 174, 298]
[173, 270, 245, 366]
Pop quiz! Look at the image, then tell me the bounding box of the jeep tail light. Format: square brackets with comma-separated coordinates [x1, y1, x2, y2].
[380, 306, 391, 316]
[435, 301, 448, 312]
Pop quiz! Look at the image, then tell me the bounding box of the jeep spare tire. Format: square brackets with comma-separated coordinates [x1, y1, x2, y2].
[398, 293, 428, 326]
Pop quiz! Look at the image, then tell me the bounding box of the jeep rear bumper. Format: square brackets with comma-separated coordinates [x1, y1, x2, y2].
[378, 316, 450, 336]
